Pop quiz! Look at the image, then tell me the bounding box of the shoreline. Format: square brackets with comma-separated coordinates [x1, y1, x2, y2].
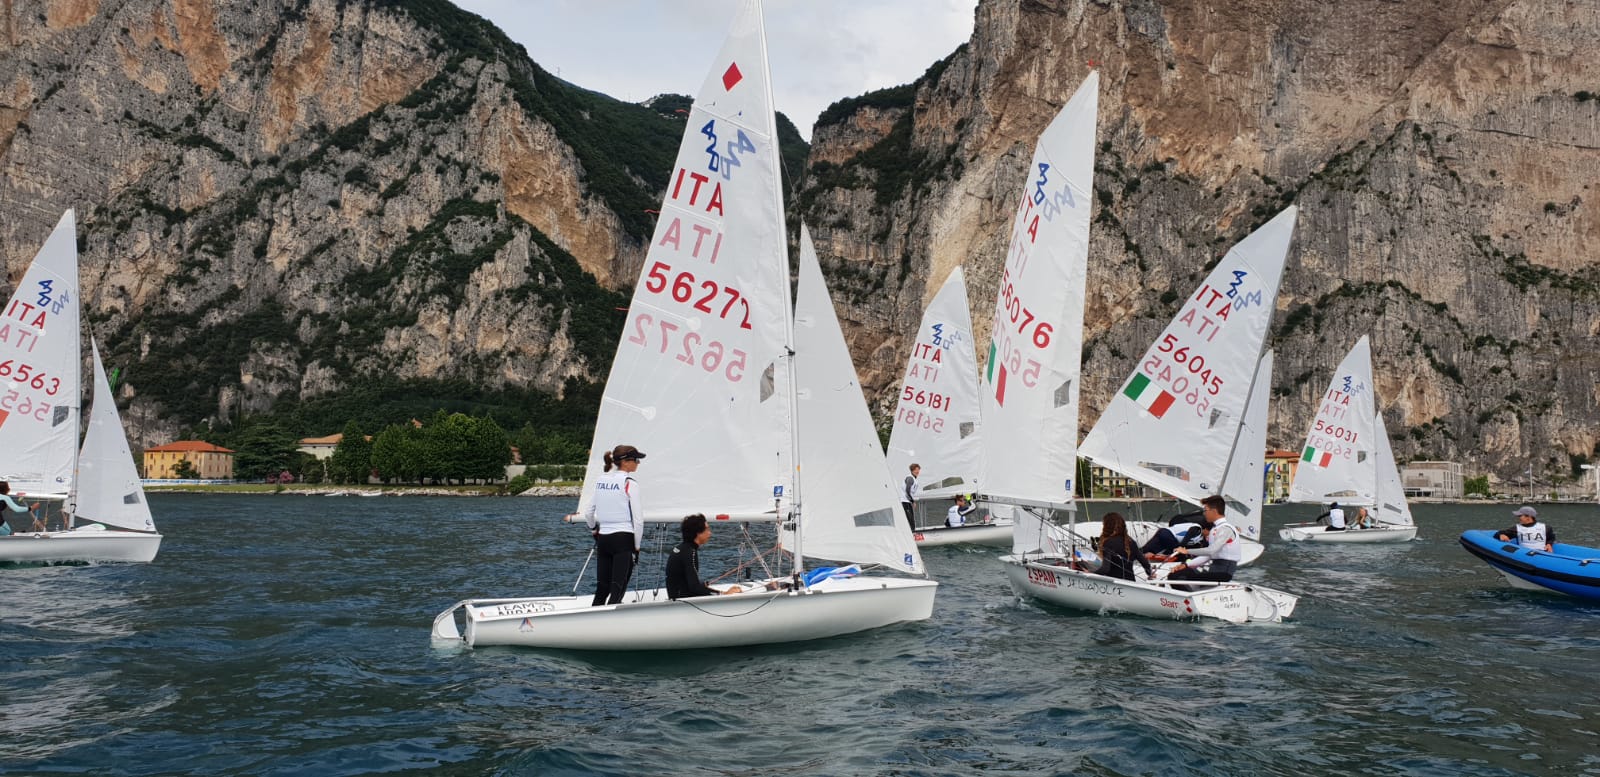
[143, 484, 584, 497]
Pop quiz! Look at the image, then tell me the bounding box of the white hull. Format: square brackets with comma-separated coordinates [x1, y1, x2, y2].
[0, 528, 162, 564]
[1000, 555, 1296, 624]
[913, 520, 1012, 547]
[1278, 523, 1417, 544]
[433, 575, 938, 651]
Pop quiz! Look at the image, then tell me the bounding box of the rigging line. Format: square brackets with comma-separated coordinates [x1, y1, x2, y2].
[676, 590, 787, 618]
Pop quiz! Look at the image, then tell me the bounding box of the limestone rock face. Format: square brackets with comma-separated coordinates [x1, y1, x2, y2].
[0, 0, 668, 443]
[798, 0, 1600, 480]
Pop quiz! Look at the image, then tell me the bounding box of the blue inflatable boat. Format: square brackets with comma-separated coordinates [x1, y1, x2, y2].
[1459, 530, 1600, 600]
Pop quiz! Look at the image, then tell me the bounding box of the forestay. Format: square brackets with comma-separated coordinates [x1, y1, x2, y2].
[1288, 336, 1378, 505]
[978, 72, 1098, 510]
[789, 228, 923, 573]
[75, 341, 155, 532]
[886, 266, 981, 495]
[0, 211, 80, 497]
[1079, 207, 1298, 507]
[575, 4, 793, 522]
[1217, 350, 1274, 542]
[1372, 410, 1414, 526]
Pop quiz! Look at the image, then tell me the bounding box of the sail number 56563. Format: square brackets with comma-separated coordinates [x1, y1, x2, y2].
[627, 313, 748, 382]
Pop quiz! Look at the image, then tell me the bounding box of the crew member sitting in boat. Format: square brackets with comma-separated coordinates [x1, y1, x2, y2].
[1495, 506, 1554, 553]
[1141, 514, 1207, 561]
[1070, 512, 1152, 582]
[945, 494, 979, 527]
[1352, 507, 1374, 530]
[1318, 502, 1347, 531]
[666, 513, 738, 599]
[1166, 495, 1241, 589]
[0, 482, 39, 535]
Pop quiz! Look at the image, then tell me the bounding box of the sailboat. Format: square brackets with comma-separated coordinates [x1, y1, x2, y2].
[985, 71, 1299, 621]
[1279, 336, 1417, 543]
[0, 211, 162, 564]
[431, 1, 935, 650]
[885, 267, 1006, 546]
[1074, 209, 1303, 566]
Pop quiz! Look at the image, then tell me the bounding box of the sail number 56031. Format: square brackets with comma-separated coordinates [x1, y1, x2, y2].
[628, 313, 748, 382]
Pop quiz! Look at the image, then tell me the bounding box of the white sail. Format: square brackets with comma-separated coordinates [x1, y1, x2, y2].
[0, 210, 81, 496]
[791, 228, 922, 573]
[979, 72, 1098, 509]
[1372, 410, 1414, 526]
[1288, 336, 1378, 505]
[1080, 207, 1298, 506]
[886, 266, 981, 495]
[576, 1, 792, 521]
[74, 341, 155, 532]
[1218, 350, 1274, 542]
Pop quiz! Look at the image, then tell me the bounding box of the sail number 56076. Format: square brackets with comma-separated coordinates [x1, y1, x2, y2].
[628, 313, 748, 382]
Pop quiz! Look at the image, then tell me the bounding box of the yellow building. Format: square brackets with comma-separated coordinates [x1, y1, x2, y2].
[1265, 449, 1301, 502]
[143, 441, 236, 480]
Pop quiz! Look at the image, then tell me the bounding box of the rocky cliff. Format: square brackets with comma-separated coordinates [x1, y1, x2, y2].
[0, 0, 1592, 481]
[799, 0, 1600, 480]
[0, 0, 717, 443]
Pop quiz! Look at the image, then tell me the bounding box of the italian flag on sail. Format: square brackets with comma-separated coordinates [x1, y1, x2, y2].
[987, 340, 1008, 406]
[1123, 373, 1175, 419]
[1302, 446, 1333, 468]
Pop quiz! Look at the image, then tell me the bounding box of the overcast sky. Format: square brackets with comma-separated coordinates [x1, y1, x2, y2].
[449, 1, 978, 139]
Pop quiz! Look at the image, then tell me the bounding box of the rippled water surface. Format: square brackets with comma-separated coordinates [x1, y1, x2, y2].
[4, 496, 1599, 776]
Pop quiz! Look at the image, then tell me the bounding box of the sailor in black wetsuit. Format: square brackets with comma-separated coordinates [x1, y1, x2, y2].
[1140, 512, 1207, 560]
[666, 513, 734, 600]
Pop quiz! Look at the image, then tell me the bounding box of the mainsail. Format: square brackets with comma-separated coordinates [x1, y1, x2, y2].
[977, 72, 1098, 511]
[1288, 336, 1378, 506]
[1079, 207, 1298, 509]
[886, 267, 981, 496]
[575, 2, 792, 521]
[0, 211, 81, 496]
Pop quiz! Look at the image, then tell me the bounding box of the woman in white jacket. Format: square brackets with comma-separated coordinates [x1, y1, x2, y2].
[585, 444, 646, 605]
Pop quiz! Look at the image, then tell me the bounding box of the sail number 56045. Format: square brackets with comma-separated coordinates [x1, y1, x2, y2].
[627, 313, 748, 382]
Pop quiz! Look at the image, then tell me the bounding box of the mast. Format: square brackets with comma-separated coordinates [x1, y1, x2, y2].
[752, 0, 803, 579]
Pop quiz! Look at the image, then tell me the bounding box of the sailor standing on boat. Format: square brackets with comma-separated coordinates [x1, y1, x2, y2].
[585, 445, 646, 606]
[901, 463, 921, 529]
[1495, 506, 1554, 552]
[1167, 495, 1242, 587]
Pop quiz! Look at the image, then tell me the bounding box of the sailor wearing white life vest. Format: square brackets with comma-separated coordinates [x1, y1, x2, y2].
[1168, 494, 1241, 587]
[585, 444, 646, 606]
[1495, 505, 1555, 553]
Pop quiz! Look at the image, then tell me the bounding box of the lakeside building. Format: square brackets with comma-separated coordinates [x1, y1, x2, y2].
[297, 433, 344, 460]
[1088, 462, 1189, 499]
[144, 441, 236, 480]
[1265, 449, 1301, 502]
[1402, 461, 1464, 498]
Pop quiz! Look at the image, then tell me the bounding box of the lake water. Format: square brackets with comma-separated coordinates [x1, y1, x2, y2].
[3, 496, 1598, 776]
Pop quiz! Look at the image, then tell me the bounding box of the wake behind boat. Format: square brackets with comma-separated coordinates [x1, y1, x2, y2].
[432, 1, 934, 650]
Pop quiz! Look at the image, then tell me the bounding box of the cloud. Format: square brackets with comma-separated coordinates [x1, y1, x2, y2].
[449, 0, 976, 139]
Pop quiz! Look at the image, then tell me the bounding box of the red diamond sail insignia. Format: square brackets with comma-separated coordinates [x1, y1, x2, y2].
[722, 62, 743, 91]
